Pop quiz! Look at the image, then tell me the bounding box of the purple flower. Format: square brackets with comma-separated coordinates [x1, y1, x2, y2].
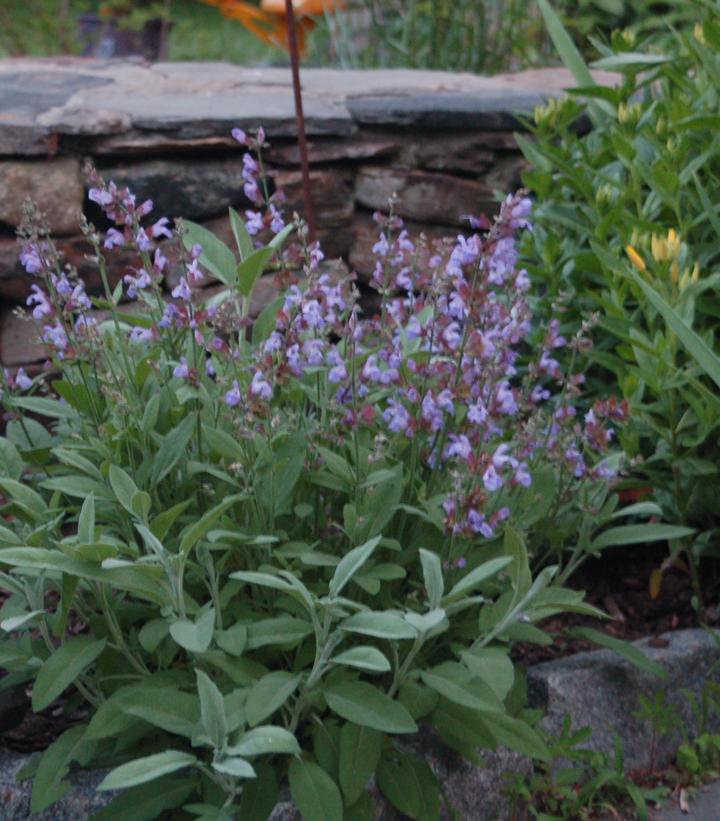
[89, 187, 113, 207]
[19, 245, 44, 275]
[232, 127, 248, 145]
[42, 321, 68, 352]
[129, 326, 154, 344]
[135, 228, 153, 252]
[153, 248, 168, 273]
[444, 434, 472, 462]
[468, 401, 488, 425]
[151, 217, 172, 239]
[104, 228, 126, 250]
[483, 465, 503, 492]
[269, 204, 285, 234]
[173, 357, 190, 379]
[27, 285, 52, 319]
[514, 464, 532, 487]
[14, 368, 32, 390]
[186, 259, 204, 284]
[225, 380, 243, 407]
[468, 510, 494, 538]
[171, 277, 192, 302]
[250, 370, 273, 400]
[245, 210, 264, 235]
[422, 392, 443, 432]
[124, 269, 152, 299]
[495, 382, 518, 415]
[383, 399, 412, 436]
[159, 304, 182, 328]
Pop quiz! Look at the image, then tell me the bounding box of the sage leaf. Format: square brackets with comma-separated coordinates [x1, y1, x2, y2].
[289, 759, 343, 821]
[98, 750, 197, 791]
[324, 682, 417, 734]
[33, 636, 106, 712]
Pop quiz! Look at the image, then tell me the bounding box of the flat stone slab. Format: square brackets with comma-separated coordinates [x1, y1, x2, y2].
[0, 60, 618, 155]
[528, 628, 720, 772]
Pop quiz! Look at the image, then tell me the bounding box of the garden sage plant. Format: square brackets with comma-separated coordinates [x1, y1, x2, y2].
[0, 128, 639, 820]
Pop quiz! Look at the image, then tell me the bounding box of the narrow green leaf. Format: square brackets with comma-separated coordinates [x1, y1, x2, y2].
[331, 646, 391, 673]
[108, 465, 141, 516]
[329, 535, 382, 598]
[196, 669, 228, 751]
[339, 724, 382, 806]
[568, 627, 668, 680]
[592, 523, 696, 550]
[77, 493, 95, 544]
[245, 672, 301, 727]
[419, 549, 444, 610]
[98, 750, 197, 791]
[324, 682, 417, 734]
[32, 636, 106, 711]
[227, 726, 300, 757]
[212, 757, 256, 778]
[229, 206, 254, 261]
[340, 611, 417, 640]
[0, 438, 23, 480]
[237, 247, 275, 298]
[444, 557, 513, 602]
[289, 759, 343, 821]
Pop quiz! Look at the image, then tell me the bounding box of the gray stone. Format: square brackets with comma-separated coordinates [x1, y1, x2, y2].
[528, 629, 720, 772]
[98, 159, 251, 222]
[0, 60, 618, 155]
[396, 133, 497, 174]
[0, 70, 107, 154]
[0, 235, 135, 305]
[0, 747, 111, 820]
[349, 211, 453, 281]
[271, 169, 354, 228]
[347, 91, 540, 130]
[266, 136, 399, 166]
[0, 159, 83, 236]
[654, 779, 720, 821]
[355, 166, 495, 227]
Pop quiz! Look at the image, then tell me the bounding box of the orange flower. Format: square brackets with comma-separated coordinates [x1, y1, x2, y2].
[200, 0, 342, 54]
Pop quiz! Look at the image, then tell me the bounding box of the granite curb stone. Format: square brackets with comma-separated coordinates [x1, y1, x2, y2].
[528, 628, 720, 772]
[1, 629, 716, 819]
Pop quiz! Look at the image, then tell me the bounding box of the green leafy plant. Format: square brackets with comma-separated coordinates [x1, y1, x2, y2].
[0, 128, 663, 819]
[521, 0, 720, 611]
[508, 718, 667, 820]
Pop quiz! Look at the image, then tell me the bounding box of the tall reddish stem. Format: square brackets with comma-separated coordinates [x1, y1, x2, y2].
[284, 0, 317, 243]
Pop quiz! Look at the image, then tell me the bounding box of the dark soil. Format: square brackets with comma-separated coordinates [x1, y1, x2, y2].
[512, 544, 720, 668]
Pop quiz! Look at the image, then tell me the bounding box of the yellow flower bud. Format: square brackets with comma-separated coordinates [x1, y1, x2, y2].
[625, 245, 647, 272]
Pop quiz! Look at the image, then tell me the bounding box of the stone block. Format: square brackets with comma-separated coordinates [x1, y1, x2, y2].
[266, 136, 399, 166]
[396, 133, 497, 174]
[270, 169, 355, 229]
[528, 629, 720, 772]
[355, 166, 496, 227]
[349, 211, 453, 282]
[98, 159, 252, 222]
[0, 159, 83, 236]
[0, 235, 136, 305]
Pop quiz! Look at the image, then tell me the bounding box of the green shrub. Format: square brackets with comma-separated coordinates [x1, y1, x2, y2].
[519, 3, 720, 608]
[0, 126, 659, 818]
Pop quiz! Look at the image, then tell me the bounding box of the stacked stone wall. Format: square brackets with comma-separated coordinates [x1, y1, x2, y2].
[0, 59, 615, 369]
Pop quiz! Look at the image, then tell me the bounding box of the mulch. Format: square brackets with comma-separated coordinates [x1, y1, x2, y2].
[512, 544, 720, 668]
